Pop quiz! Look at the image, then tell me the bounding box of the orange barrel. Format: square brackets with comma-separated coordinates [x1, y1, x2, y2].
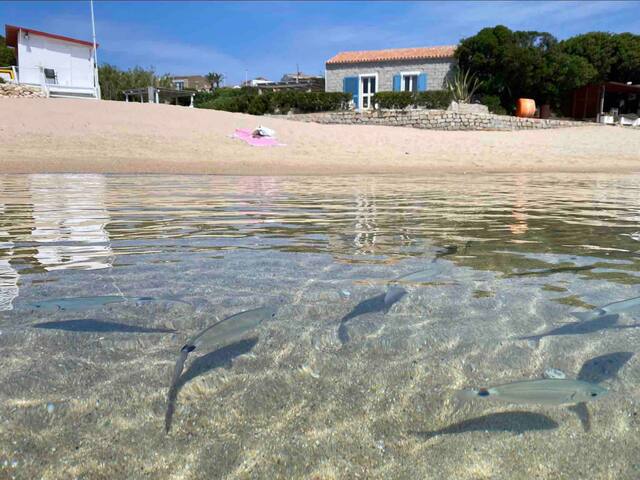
[516, 98, 536, 118]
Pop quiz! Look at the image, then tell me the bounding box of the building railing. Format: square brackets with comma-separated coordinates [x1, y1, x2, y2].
[0, 65, 98, 98]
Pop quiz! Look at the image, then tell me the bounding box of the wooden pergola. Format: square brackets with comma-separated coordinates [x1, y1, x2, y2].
[123, 86, 196, 107]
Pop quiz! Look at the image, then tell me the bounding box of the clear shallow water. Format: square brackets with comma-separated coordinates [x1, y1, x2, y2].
[0, 173, 639, 479]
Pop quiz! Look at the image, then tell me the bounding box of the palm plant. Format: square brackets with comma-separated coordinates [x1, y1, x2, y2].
[206, 72, 225, 90]
[445, 68, 482, 103]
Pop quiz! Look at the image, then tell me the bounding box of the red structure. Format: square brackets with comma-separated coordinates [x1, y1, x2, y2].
[571, 82, 640, 120]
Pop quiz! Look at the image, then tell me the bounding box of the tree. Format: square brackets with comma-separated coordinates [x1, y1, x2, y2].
[456, 25, 598, 111]
[205, 72, 224, 90]
[560, 32, 640, 84]
[98, 64, 173, 101]
[0, 35, 16, 66]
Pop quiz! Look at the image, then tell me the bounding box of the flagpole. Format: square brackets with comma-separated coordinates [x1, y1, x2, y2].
[90, 0, 101, 99]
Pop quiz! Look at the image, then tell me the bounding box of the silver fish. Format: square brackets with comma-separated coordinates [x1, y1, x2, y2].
[165, 305, 277, 432]
[29, 295, 126, 311]
[393, 262, 447, 284]
[458, 379, 608, 406]
[572, 295, 640, 321]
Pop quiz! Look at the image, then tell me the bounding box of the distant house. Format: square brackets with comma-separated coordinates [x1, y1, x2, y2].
[243, 77, 271, 87]
[280, 72, 322, 83]
[325, 45, 457, 110]
[171, 75, 211, 92]
[3, 24, 99, 99]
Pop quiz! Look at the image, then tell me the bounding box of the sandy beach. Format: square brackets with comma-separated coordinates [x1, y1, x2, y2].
[1, 98, 639, 175]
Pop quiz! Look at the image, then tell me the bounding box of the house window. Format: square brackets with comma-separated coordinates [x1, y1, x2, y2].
[402, 73, 419, 92]
[174, 80, 185, 91]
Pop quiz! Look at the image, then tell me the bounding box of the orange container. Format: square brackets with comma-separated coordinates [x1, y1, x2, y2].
[516, 98, 536, 118]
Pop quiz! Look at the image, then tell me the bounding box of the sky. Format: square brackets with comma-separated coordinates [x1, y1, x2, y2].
[2, 1, 639, 85]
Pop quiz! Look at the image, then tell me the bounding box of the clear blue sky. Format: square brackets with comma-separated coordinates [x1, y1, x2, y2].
[2, 1, 639, 85]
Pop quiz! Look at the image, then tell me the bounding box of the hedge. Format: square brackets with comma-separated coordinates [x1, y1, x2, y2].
[196, 89, 351, 114]
[373, 91, 453, 110]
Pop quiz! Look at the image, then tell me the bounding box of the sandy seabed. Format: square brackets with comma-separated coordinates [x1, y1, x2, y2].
[1, 97, 640, 175]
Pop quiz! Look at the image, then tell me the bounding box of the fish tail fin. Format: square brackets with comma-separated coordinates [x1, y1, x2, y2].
[570, 311, 596, 322]
[384, 286, 407, 313]
[165, 347, 191, 433]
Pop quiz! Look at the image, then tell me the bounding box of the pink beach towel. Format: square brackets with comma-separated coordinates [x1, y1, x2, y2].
[232, 128, 285, 147]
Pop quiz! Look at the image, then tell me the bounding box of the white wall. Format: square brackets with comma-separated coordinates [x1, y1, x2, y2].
[17, 30, 95, 88]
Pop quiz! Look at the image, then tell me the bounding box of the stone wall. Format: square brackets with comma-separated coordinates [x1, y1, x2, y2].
[325, 58, 455, 93]
[277, 109, 589, 131]
[0, 83, 46, 98]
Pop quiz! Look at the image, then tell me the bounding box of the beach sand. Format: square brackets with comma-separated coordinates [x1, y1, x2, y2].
[1, 98, 639, 175]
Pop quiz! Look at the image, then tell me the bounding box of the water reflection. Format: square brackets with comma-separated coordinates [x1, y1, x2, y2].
[1, 173, 640, 285]
[30, 175, 112, 271]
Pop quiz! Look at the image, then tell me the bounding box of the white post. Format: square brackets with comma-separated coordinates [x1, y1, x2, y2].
[90, 0, 101, 99]
[125, 93, 129, 102]
[155, 89, 159, 104]
[190, 94, 194, 108]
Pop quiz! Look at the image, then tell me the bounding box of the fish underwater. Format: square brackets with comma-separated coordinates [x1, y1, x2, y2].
[165, 305, 277, 432]
[509, 264, 595, 277]
[458, 379, 608, 406]
[571, 295, 640, 321]
[389, 262, 449, 286]
[28, 295, 155, 311]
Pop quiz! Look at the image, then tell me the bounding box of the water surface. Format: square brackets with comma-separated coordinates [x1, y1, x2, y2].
[1, 174, 639, 479]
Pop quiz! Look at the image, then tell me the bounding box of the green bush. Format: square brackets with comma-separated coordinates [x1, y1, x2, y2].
[415, 90, 453, 109]
[480, 94, 507, 115]
[372, 92, 414, 109]
[197, 90, 351, 114]
[373, 90, 452, 110]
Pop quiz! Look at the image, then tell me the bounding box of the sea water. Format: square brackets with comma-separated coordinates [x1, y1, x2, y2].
[0, 173, 638, 479]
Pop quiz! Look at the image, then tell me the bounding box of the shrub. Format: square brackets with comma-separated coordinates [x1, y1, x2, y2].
[415, 90, 453, 109]
[247, 94, 271, 115]
[373, 90, 452, 110]
[372, 92, 414, 109]
[0, 77, 5, 84]
[480, 94, 507, 115]
[196, 90, 351, 114]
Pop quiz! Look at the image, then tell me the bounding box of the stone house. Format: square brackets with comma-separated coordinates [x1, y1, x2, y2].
[325, 45, 457, 110]
[171, 75, 211, 91]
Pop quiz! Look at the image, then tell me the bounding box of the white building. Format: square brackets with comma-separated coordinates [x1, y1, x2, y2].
[4, 24, 99, 99]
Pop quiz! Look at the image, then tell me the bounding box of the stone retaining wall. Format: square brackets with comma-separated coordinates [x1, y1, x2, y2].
[0, 83, 46, 99]
[275, 109, 589, 131]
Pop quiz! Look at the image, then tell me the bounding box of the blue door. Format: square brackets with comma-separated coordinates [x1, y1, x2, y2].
[343, 77, 358, 109]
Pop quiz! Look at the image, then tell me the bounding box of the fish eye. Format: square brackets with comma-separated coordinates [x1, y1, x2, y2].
[591, 392, 598, 397]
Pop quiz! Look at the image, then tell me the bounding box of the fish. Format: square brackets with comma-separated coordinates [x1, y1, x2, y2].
[383, 286, 407, 312]
[509, 264, 594, 277]
[392, 262, 447, 284]
[165, 305, 277, 433]
[571, 295, 640, 321]
[28, 295, 157, 311]
[338, 289, 405, 344]
[29, 295, 126, 311]
[458, 379, 608, 406]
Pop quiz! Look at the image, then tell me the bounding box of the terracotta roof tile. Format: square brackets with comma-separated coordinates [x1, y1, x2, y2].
[326, 45, 456, 65]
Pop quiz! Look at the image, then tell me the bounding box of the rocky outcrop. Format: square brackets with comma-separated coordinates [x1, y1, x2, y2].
[0, 83, 46, 98]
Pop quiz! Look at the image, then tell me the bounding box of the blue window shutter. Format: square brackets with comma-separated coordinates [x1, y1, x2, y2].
[343, 76, 358, 108]
[418, 73, 427, 91]
[393, 74, 401, 92]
